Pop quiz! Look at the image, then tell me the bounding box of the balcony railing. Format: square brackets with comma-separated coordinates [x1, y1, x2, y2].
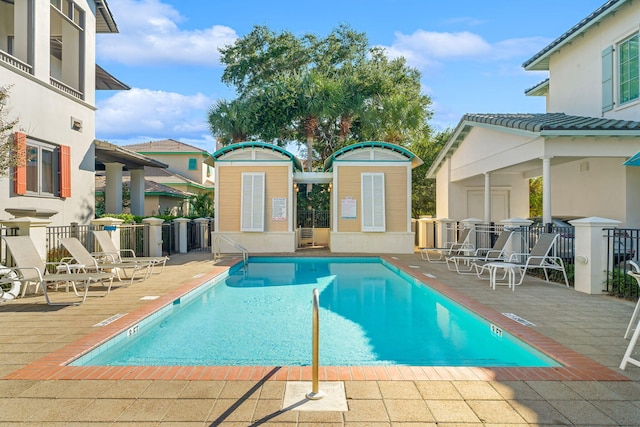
[0, 50, 32, 74]
[50, 76, 83, 100]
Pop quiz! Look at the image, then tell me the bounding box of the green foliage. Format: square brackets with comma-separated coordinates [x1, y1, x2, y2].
[0, 86, 20, 178]
[100, 213, 138, 224]
[216, 25, 432, 168]
[188, 192, 215, 218]
[529, 177, 543, 217]
[408, 128, 450, 217]
[607, 266, 640, 300]
[297, 185, 331, 213]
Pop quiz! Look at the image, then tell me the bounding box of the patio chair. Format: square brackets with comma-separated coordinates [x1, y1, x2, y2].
[1, 236, 114, 306]
[624, 261, 640, 339]
[474, 233, 569, 289]
[446, 229, 514, 274]
[92, 230, 169, 274]
[419, 227, 473, 262]
[60, 237, 153, 286]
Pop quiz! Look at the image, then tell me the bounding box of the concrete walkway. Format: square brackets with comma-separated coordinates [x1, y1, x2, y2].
[0, 250, 639, 425]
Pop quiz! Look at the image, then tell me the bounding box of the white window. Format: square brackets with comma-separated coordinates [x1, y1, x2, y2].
[241, 172, 265, 232]
[25, 141, 58, 196]
[602, 34, 640, 112]
[361, 173, 385, 232]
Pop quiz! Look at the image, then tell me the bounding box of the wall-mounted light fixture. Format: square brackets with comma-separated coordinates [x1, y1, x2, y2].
[71, 117, 83, 131]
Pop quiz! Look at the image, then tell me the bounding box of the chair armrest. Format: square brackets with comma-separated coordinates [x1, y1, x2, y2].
[119, 248, 137, 258]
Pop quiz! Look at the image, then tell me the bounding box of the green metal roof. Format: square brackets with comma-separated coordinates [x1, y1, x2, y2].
[323, 141, 423, 171]
[212, 141, 304, 172]
[523, 0, 627, 71]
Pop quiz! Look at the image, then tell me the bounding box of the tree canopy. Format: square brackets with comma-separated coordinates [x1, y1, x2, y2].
[210, 25, 433, 170]
[0, 86, 19, 178]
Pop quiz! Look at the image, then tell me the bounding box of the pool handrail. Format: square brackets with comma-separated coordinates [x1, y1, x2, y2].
[212, 234, 248, 266]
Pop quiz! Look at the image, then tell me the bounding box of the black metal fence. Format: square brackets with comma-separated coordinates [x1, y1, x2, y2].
[603, 228, 640, 300]
[187, 219, 214, 252]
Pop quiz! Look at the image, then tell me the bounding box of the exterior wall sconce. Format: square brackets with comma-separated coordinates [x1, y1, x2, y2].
[71, 117, 83, 131]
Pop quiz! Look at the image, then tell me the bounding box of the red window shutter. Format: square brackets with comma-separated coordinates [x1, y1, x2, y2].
[59, 145, 71, 198]
[13, 132, 26, 195]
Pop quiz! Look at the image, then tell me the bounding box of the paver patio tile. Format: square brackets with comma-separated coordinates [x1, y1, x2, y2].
[98, 380, 152, 398]
[207, 397, 258, 423]
[384, 399, 433, 422]
[57, 379, 116, 398]
[415, 380, 463, 400]
[508, 399, 571, 425]
[344, 380, 382, 399]
[547, 399, 616, 425]
[26, 398, 93, 422]
[179, 380, 225, 398]
[424, 399, 480, 423]
[73, 398, 132, 422]
[115, 398, 173, 422]
[489, 380, 543, 400]
[0, 380, 38, 397]
[252, 399, 299, 423]
[344, 399, 389, 422]
[586, 400, 640, 425]
[377, 380, 422, 399]
[259, 380, 286, 399]
[297, 409, 344, 423]
[219, 380, 261, 398]
[453, 380, 502, 400]
[525, 380, 583, 400]
[161, 398, 215, 422]
[17, 379, 74, 397]
[466, 400, 527, 424]
[138, 379, 189, 398]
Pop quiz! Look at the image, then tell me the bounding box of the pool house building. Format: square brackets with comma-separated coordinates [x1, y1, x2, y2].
[211, 141, 422, 254]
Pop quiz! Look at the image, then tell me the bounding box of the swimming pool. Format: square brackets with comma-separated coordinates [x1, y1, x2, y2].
[72, 257, 559, 367]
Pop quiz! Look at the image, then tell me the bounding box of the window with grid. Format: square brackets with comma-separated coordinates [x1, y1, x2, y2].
[619, 34, 639, 105]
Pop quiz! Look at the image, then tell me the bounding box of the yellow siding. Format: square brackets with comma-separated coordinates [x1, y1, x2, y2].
[336, 166, 407, 232]
[217, 165, 290, 232]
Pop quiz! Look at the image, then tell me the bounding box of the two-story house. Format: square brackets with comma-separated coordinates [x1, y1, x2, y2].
[122, 139, 215, 195]
[0, 0, 127, 226]
[427, 0, 640, 228]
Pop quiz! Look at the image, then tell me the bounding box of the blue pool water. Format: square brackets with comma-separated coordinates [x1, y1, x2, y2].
[72, 257, 559, 367]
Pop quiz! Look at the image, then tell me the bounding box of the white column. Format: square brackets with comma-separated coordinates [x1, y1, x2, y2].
[104, 162, 124, 215]
[90, 217, 124, 252]
[484, 172, 491, 224]
[130, 169, 145, 217]
[571, 217, 621, 294]
[541, 156, 553, 226]
[0, 217, 51, 261]
[143, 217, 165, 257]
[435, 218, 454, 247]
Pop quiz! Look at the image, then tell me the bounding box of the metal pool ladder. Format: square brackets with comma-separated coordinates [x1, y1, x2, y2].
[212, 234, 248, 267]
[306, 288, 325, 400]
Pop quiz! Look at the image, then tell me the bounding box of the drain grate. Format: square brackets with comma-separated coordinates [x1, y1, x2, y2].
[93, 313, 127, 327]
[502, 312, 536, 327]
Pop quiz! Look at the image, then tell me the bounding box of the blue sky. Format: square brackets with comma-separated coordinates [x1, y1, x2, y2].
[95, 0, 607, 150]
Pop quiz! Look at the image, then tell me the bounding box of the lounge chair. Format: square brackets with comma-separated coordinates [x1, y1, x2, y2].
[446, 229, 514, 274]
[60, 237, 153, 286]
[420, 227, 473, 262]
[624, 261, 640, 339]
[474, 233, 569, 289]
[92, 230, 169, 274]
[1, 236, 114, 305]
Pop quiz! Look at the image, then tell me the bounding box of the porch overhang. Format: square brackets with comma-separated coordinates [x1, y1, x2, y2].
[293, 172, 333, 184]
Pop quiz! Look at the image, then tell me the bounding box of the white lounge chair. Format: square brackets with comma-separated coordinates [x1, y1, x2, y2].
[60, 237, 153, 286]
[1, 236, 114, 305]
[446, 230, 514, 274]
[92, 230, 168, 274]
[474, 233, 569, 289]
[420, 228, 473, 262]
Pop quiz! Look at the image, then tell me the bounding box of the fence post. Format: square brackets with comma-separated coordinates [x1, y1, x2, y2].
[435, 218, 454, 247]
[0, 217, 51, 261]
[194, 218, 209, 249]
[143, 217, 165, 257]
[499, 218, 533, 256]
[91, 217, 124, 252]
[174, 218, 190, 254]
[461, 218, 483, 250]
[571, 217, 621, 294]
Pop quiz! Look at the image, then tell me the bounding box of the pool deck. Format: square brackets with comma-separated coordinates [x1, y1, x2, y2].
[0, 249, 639, 425]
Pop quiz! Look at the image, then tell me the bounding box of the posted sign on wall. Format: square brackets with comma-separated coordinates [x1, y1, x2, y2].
[272, 198, 287, 221]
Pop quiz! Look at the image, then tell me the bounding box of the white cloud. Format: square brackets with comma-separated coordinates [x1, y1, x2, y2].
[381, 29, 550, 70]
[97, 0, 237, 66]
[96, 88, 212, 141]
